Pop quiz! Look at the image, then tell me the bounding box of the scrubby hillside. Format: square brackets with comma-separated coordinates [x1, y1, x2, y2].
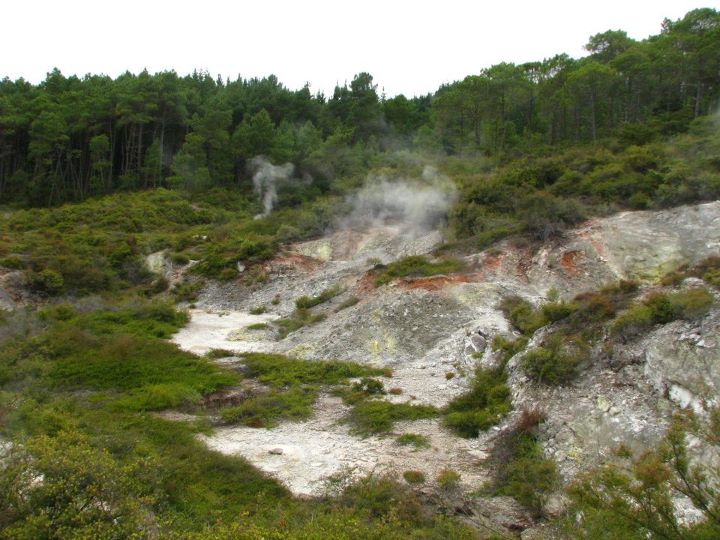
[1, 8, 720, 540]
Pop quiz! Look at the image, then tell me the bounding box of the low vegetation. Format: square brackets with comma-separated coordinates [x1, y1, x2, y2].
[343, 400, 439, 435]
[567, 409, 720, 538]
[396, 432, 431, 449]
[335, 296, 360, 312]
[403, 470, 426, 484]
[521, 334, 590, 386]
[274, 307, 327, 338]
[374, 255, 465, 286]
[295, 283, 344, 309]
[491, 408, 559, 517]
[443, 364, 511, 437]
[219, 353, 383, 428]
[612, 287, 714, 338]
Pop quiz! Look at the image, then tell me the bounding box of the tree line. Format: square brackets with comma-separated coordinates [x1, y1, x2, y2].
[0, 8, 718, 206]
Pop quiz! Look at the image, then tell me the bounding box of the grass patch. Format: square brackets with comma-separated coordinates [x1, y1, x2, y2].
[374, 256, 464, 286]
[343, 400, 439, 435]
[249, 305, 268, 315]
[443, 364, 511, 438]
[218, 354, 384, 428]
[436, 468, 461, 491]
[335, 296, 360, 312]
[246, 322, 269, 330]
[274, 308, 327, 338]
[240, 353, 383, 388]
[396, 432, 430, 449]
[295, 284, 344, 309]
[403, 470, 426, 484]
[47, 331, 235, 411]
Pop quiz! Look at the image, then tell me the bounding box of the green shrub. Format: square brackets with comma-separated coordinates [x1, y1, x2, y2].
[403, 470, 426, 484]
[169, 276, 202, 301]
[47, 332, 235, 408]
[295, 283, 344, 309]
[613, 288, 714, 338]
[335, 296, 360, 312]
[492, 408, 558, 517]
[220, 387, 316, 427]
[491, 335, 528, 364]
[516, 191, 585, 240]
[443, 365, 511, 437]
[249, 305, 267, 314]
[396, 433, 430, 449]
[436, 468, 461, 491]
[344, 400, 438, 435]
[170, 252, 190, 265]
[352, 378, 386, 395]
[521, 334, 588, 385]
[374, 256, 464, 286]
[274, 308, 327, 338]
[0, 256, 24, 269]
[499, 296, 547, 336]
[26, 268, 64, 294]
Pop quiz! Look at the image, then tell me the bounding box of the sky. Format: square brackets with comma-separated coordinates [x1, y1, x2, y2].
[3, 0, 719, 97]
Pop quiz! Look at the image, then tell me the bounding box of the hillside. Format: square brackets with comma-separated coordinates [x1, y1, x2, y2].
[1, 7, 720, 540]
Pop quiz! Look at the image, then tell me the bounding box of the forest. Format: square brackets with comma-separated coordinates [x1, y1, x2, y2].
[0, 7, 720, 540]
[0, 8, 718, 207]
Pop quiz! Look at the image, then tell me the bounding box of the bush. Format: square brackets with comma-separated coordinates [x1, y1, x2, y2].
[374, 256, 464, 286]
[491, 408, 558, 517]
[499, 295, 547, 336]
[516, 191, 585, 240]
[274, 308, 327, 338]
[344, 400, 438, 435]
[443, 365, 511, 437]
[521, 334, 589, 385]
[436, 468, 461, 491]
[396, 433, 430, 449]
[295, 284, 344, 309]
[612, 288, 714, 338]
[403, 470, 426, 484]
[26, 268, 64, 294]
[352, 377, 386, 395]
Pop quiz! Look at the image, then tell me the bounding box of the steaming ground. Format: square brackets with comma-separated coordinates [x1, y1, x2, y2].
[168, 200, 720, 531]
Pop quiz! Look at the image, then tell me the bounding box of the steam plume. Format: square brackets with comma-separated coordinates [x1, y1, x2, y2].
[249, 157, 294, 218]
[341, 165, 457, 237]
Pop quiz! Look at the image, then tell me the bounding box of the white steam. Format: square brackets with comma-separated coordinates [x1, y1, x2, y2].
[249, 157, 295, 218]
[341, 166, 457, 237]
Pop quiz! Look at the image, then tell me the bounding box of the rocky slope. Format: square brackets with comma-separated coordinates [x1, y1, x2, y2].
[169, 201, 720, 532]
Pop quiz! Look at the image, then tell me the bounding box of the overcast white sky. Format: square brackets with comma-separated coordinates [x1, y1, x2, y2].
[3, 1, 718, 97]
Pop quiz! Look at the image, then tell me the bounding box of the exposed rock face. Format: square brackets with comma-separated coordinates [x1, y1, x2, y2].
[171, 201, 720, 531]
